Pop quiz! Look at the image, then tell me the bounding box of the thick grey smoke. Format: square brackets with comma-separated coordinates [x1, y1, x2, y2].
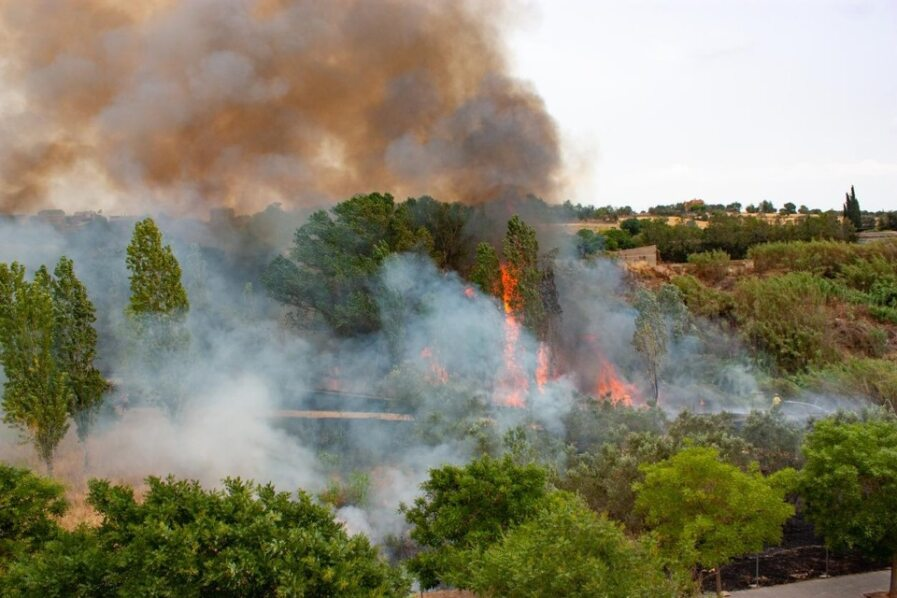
[0, 0, 563, 214]
[0, 213, 860, 543]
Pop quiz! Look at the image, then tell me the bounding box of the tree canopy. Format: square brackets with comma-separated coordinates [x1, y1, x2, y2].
[467, 492, 675, 598]
[1, 475, 408, 597]
[635, 446, 794, 595]
[126, 217, 189, 316]
[401, 455, 548, 590]
[263, 192, 432, 336]
[799, 416, 897, 598]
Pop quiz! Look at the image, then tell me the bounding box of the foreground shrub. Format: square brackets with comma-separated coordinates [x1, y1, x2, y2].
[799, 417, 897, 598]
[467, 492, 676, 598]
[635, 447, 794, 596]
[2, 476, 407, 597]
[687, 250, 731, 283]
[401, 455, 548, 590]
[0, 465, 66, 572]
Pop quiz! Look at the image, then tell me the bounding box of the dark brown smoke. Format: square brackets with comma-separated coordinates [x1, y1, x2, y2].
[0, 0, 563, 214]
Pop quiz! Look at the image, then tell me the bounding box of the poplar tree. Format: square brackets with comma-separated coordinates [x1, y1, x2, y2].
[633, 289, 666, 407]
[503, 215, 546, 336]
[51, 256, 109, 445]
[0, 264, 72, 474]
[469, 242, 502, 298]
[126, 218, 189, 316]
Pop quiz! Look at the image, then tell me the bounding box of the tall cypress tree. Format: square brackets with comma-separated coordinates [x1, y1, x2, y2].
[0, 263, 72, 474]
[126, 218, 189, 316]
[842, 185, 862, 230]
[51, 256, 109, 446]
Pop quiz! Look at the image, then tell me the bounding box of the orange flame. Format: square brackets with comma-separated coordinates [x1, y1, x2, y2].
[536, 343, 550, 391]
[420, 346, 449, 384]
[594, 355, 639, 406]
[496, 264, 526, 408]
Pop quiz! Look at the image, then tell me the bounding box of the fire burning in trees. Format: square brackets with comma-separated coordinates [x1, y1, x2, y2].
[496, 264, 527, 408]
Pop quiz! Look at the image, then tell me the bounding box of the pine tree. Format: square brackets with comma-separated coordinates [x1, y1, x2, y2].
[0, 263, 72, 474]
[503, 216, 546, 337]
[469, 242, 503, 298]
[51, 256, 109, 446]
[126, 218, 189, 316]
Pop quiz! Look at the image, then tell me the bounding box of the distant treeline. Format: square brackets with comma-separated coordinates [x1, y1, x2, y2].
[577, 212, 853, 262]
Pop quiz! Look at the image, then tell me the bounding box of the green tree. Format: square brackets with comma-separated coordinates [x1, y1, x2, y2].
[0, 465, 67, 573]
[401, 455, 548, 590]
[633, 289, 666, 406]
[467, 492, 675, 597]
[0, 263, 72, 473]
[798, 417, 897, 598]
[51, 257, 109, 447]
[125, 217, 189, 316]
[759, 200, 776, 214]
[262, 193, 432, 335]
[843, 185, 862, 230]
[469, 242, 503, 297]
[573, 229, 604, 258]
[1, 476, 408, 597]
[635, 447, 794, 596]
[781, 202, 797, 215]
[503, 215, 547, 337]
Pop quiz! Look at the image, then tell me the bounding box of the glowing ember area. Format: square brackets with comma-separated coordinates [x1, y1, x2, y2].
[420, 347, 449, 384]
[594, 356, 640, 406]
[496, 265, 527, 408]
[464, 286, 475, 298]
[536, 343, 550, 391]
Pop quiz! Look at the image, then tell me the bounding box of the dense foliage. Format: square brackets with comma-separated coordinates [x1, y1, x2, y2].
[126, 217, 189, 316]
[1, 475, 408, 597]
[799, 417, 897, 597]
[635, 447, 794, 595]
[262, 192, 433, 335]
[0, 465, 67, 573]
[467, 492, 675, 597]
[401, 455, 548, 590]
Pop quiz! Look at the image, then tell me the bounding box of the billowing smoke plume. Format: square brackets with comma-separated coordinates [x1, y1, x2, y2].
[0, 0, 563, 214]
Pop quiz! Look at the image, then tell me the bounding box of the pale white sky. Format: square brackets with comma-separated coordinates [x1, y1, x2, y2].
[506, 0, 897, 211]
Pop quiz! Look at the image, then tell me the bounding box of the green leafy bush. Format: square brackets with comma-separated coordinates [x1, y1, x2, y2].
[2, 476, 407, 597]
[467, 492, 676, 597]
[0, 465, 66, 572]
[687, 250, 731, 283]
[799, 417, 897, 595]
[733, 272, 838, 373]
[635, 447, 794, 595]
[401, 455, 548, 590]
[671, 275, 735, 319]
[749, 240, 897, 277]
[794, 357, 897, 410]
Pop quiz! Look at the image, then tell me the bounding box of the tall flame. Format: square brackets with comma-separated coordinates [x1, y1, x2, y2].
[496, 264, 527, 407]
[536, 343, 550, 391]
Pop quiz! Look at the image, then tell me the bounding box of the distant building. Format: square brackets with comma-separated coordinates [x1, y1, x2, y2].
[857, 230, 897, 245]
[614, 245, 658, 267]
